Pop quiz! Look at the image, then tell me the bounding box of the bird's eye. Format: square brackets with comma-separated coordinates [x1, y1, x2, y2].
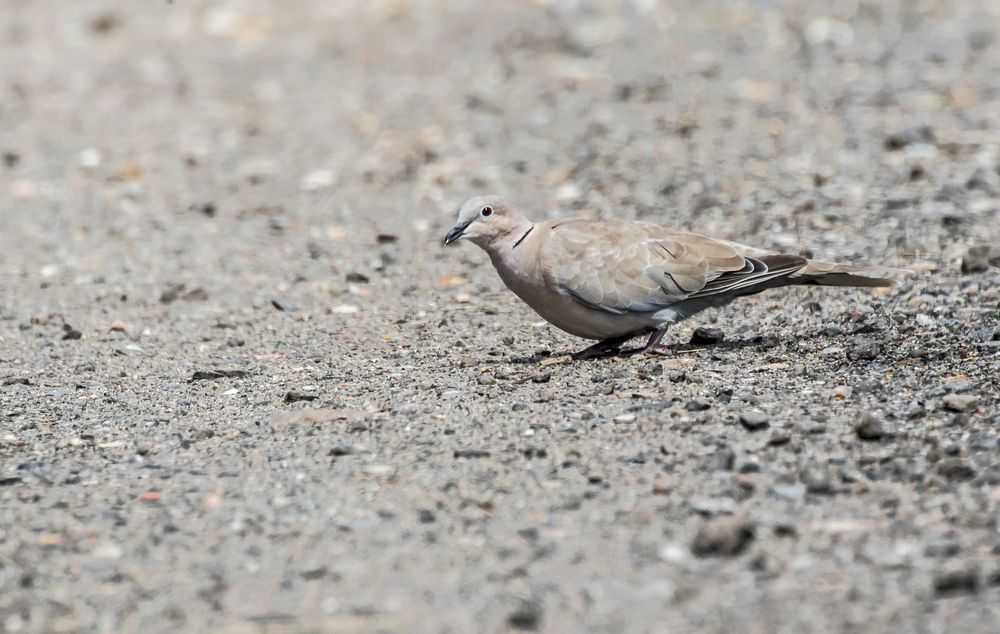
[480, 206, 493, 217]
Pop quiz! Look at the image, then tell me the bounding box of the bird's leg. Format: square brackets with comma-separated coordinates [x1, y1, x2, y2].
[618, 327, 669, 357]
[570, 335, 633, 360]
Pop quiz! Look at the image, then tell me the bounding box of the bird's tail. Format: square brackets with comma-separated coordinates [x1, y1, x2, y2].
[792, 260, 897, 288]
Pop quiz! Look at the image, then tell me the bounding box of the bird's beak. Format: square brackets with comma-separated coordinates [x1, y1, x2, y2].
[444, 219, 472, 245]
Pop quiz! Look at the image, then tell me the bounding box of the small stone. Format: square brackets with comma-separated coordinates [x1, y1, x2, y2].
[507, 601, 543, 631]
[115, 344, 144, 356]
[61, 325, 83, 340]
[933, 567, 978, 597]
[822, 385, 852, 400]
[690, 327, 725, 345]
[847, 338, 880, 361]
[738, 411, 770, 431]
[767, 432, 791, 446]
[454, 449, 491, 459]
[284, 391, 317, 403]
[328, 445, 355, 457]
[160, 283, 185, 304]
[686, 398, 710, 412]
[924, 540, 960, 558]
[772, 483, 806, 501]
[943, 394, 979, 413]
[652, 478, 671, 494]
[271, 298, 297, 312]
[855, 412, 888, 441]
[938, 458, 975, 481]
[190, 369, 249, 381]
[705, 446, 735, 472]
[345, 272, 369, 283]
[961, 245, 1000, 273]
[690, 496, 736, 516]
[691, 517, 755, 557]
[531, 371, 552, 383]
[476, 374, 495, 386]
[885, 125, 934, 151]
[417, 509, 436, 524]
[299, 566, 328, 580]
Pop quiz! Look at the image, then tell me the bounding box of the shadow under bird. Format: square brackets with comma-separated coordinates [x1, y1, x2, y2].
[444, 195, 893, 360]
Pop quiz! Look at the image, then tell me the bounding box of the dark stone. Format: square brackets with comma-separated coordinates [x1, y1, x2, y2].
[690, 327, 725, 345]
[328, 446, 355, 457]
[345, 272, 369, 283]
[933, 568, 978, 597]
[271, 298, 297, 312]
[507, 601, 543, 631]
[284, 391, 317, 403]
[190, 369, 249, 382]
[454, 449, 491, 459]
[417, 509, 436, 524]
[61, 325, 82, 340]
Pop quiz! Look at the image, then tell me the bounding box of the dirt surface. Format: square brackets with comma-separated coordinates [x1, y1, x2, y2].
[2, 1, 1000, 632]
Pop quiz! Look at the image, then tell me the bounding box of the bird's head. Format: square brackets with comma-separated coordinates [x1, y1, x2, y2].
[444, 195, 529, 249]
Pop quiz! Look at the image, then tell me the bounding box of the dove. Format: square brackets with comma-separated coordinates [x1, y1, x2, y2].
[444, 195, 893, 360]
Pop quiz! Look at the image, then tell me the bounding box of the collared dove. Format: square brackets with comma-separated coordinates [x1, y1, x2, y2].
[444, 195, 893, 360]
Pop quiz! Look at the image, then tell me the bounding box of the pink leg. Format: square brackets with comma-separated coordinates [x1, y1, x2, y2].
[618, 327, 669, 357]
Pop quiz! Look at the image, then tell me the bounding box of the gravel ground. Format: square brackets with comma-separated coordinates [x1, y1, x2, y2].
[2, 1, 1000, 632]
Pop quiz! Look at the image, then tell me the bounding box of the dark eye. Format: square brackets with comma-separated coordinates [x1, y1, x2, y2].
[480, 206, 493, 217]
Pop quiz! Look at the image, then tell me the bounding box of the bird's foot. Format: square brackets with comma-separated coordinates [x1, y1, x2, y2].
[570, 337, 630, 360]
[615, 327, 669, 358]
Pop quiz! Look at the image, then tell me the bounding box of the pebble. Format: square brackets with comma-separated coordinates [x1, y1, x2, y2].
[691, 496, 736, 516]
[855, 412, 888, 441]
[453, 449, 491, 459]
[61, 325, 82, 340]
[961, 245, 1000, 273]
[772, 483, 807, 501]
[847, 338, 880, 361]
[476, 374, 495, 386]
[942, 394, 979, 413]
[271, 298, 297, 312]
[885, 125, 935, 150]
[190, 370, 249, 381]
[738, 411, 770, 431]
[690, 327, 725, 345]
[686, 398, 710, 412]
[691, 517, 755, 557]
[284, 391, 317, 403]
[933, 567, 979, 597]
[507, 601, 543, 631]
[937, 458, 975, 481]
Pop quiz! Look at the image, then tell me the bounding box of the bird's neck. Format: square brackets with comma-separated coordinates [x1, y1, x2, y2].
[486, 221, 537, 276]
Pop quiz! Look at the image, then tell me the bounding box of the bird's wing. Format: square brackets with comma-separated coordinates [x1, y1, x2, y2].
[540, 219, 808, 314]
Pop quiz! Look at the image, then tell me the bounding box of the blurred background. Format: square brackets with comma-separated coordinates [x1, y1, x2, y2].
[1, 1, 999, 632]
[2, 0, 999, 305]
